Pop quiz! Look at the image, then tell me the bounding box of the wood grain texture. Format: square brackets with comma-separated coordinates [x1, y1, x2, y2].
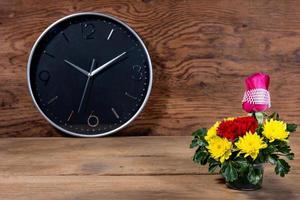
[0, 135, 299, 176]
[1, 175, 300, 200]
[0, 0, 300, 137]
[0, 136, 299, 200]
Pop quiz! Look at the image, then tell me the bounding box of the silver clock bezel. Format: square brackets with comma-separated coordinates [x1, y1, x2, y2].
[27, 12, 153, 137]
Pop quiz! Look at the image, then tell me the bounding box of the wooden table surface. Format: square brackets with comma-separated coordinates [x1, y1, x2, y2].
[0, 136, 299, 200]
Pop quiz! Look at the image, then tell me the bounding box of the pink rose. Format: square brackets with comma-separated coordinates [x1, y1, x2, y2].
[242, 72, 271, 113]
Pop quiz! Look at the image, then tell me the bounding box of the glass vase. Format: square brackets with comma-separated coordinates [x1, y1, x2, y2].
[226, 163, 264, 191]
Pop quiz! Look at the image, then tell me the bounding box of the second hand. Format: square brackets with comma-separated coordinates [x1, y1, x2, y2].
[77, 58, 96, 113]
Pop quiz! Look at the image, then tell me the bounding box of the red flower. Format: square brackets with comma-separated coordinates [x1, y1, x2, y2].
[217, 117, 258, 141]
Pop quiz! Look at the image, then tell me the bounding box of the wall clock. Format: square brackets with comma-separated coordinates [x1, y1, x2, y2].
[27, 12, 152, 137]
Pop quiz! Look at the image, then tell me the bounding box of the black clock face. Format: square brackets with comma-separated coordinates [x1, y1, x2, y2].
[28, 13, 152, 137]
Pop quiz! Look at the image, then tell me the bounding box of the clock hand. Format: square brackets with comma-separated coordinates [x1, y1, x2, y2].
[90, 51, 127, 77]
[77, 58, 96, 113]
[64, 59, 90, 77]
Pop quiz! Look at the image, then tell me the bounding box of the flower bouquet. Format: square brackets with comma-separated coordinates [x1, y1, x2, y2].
[190, 73, 297, 190]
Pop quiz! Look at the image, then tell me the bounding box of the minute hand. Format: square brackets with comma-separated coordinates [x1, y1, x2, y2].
[90, 52, 127, 77]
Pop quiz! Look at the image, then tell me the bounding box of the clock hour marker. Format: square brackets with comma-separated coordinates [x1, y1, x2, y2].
[125, 92, 137, 100]
[38, 70, 51, 86]
[111, 107, 120, 119]
[107, 29, 114, 40]
[61, 32, 69, 43]
[47, 96, 58, 104]
[67, 110, 74, 121]
[87, 113, 99, 127]
[43, 50, 55, 58]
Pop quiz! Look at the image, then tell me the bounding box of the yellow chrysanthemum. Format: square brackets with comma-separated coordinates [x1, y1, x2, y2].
[205, 121, 220, 142]
[263, 119, 289, 142]
[207, 136, 232, 163]
[235, 132, 267, 160]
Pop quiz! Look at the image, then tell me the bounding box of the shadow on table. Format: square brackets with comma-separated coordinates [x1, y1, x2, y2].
[216, 176, 296, 200]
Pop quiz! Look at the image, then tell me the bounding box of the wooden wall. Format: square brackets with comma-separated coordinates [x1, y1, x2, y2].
[0, 0, 299, 137]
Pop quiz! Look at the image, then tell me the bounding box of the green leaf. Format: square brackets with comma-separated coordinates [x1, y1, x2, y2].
[208, 162, 219, 173]
[190, 128, 209, 149]
[286, 153, 295, 160]
[198, 140, 208, 147]
[208, 158, 220, 173]
[234, 157, 249, 173]
[221, 162, 238, 182]
[256, 124, 264, 135]
[193, 149, 209, 165]
[268, 112, 276, 118]
[190, 138, 208, 149]
[247, 165, 263, 185]
[192, 128, 207, 137]
[268, 154, 279, 165]
[287, 124, 297, 132]
[269, 112, 280, 120]
[277, 145, 291, 154]
[190, 139, 199, 148]
[275, 159, 290, 177]
[257, 151, 267, 163]
[264, 144, 277, 154]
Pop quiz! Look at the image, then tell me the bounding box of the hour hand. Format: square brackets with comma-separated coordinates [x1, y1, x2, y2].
[64, 59, 89, 76]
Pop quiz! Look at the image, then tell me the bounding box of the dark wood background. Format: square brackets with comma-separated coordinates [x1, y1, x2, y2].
[0, 0, 299, 137]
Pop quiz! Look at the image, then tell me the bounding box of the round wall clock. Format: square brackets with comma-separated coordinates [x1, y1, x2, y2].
[27, 12, 152, 137]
